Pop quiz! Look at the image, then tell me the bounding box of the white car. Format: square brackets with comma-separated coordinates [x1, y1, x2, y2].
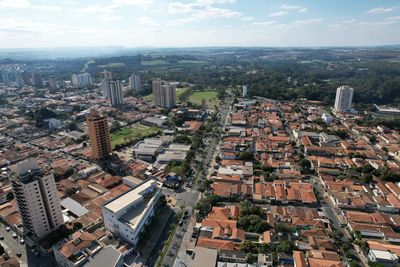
[5, 227, 10, 232]
[20, 239, 24, 244]
[12, 233, 17, 238]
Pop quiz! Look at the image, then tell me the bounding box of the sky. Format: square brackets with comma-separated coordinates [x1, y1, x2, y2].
[0, 0, 400, 48]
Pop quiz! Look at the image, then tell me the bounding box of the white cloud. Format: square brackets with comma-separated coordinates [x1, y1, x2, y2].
[76, 4, 123, 21]
[241, 16, 254, 21]
[298, 8, 307, 13]
[252, 20, 278, 26]
[196, 0, 236, 3]
[279, 4, 307, 14]
[366, 7, 396, 14]
[269, 10, 288, 17]
[0, 0, 61, 11]
[168, 2, 241, 19]
[293, 18, 322, 26]
[112, 0, 154, 6]
[136, 16, 158, 27]
[280, 4, 301, 10]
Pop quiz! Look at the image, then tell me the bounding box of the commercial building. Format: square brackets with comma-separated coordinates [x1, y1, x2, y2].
[133, 138, 166, 162]
[129, 73, 141, 92]
[368, 249, 398, 267]
[152, 80, 176, 109]
[72, 73, 92, 88]
[9, 159, 64, 239]
[142, 115, 168, 127]
[109, 80, 124, 107]
[102, 179, 162, 247]
[87, 109, 111, 160]
[334, 85, 354, 112]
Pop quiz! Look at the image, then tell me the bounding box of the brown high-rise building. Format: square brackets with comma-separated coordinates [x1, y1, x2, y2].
[87, 109, 111, 160]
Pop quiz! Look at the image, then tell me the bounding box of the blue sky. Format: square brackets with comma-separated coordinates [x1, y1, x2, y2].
[0, 0, 399, 48]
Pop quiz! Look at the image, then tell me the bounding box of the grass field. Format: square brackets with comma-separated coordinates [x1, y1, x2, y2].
[144, 87, 190, 101]
[141, 60, 168, 66]
[97, 62, 126, 68]
[189, 91, 219, 107]
[111, 124, 161, 149]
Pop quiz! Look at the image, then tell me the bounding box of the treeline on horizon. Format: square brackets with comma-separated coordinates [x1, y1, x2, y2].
[3, 48, 400, 106]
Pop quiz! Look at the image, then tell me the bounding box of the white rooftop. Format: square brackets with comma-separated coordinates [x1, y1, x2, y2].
[104, 180, 160, 214]
[370, 249, 398, 260]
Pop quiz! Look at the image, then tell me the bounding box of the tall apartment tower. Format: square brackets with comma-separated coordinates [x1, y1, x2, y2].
[87, 109, 111, 160]
[100, 70, 113, 80]
[334, 85, 354, 112]
[48, 76, 57, 89]
[242, 85, 248, 97]
[109, 80, 124, 107]
[71, 73, 92, 88]
[31, 73, 43, 87]
[100, 70, 113, 98]
[152, 80, 176, 109]
[129, 74, 141, 92]
[10, 159, 64, 239]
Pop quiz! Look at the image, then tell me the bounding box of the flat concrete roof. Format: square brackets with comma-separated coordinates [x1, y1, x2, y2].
[104, 180, 160, 214]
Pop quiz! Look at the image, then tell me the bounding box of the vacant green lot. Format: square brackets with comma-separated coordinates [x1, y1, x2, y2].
[141, 60, 168, 66]
[189, 91, 219, 107]
[111, 124, 161, 149]
[98, 62, 126, 68]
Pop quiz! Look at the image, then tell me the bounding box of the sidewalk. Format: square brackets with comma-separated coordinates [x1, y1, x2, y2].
[174, 213, 198, 267]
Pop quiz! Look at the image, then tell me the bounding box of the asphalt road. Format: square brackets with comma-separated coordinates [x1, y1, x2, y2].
[0, 223, 56, 267]
[160, 100, 231, 267]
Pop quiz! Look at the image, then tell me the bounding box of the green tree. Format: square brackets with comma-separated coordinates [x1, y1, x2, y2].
[6, 192, 14, 201]
[240, 241, 258, 253]
[276, 240, 293, 254]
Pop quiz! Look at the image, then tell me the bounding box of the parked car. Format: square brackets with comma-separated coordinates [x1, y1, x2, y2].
[12, 233, 17, 239]
[5, 227, 10, 232]
[0, 236, 4, 240]
[16, 252, 22, 257]
[20, 239, 24, 244]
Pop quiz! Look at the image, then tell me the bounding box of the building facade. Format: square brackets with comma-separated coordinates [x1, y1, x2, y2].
[102, 180, 162, 247]
[87, 109, 111, 160]
[242, 85, 248, 97]
[129, 73, 141, 92]
[152, 80, 176, 109]
[71, 73, 92, 88]
[9, 159, 64, 239]
[100, 70, 113, 80]
[48, 76, 57, 89]
[334, 85, 354, 112]
[109, 80, 124, 107]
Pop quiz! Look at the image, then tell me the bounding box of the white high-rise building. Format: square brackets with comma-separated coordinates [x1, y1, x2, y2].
[334, 85, 354, 112]
[242, 85, 248, 97]
[9, 159, 64, 239]
[71, 73, 92, 88]
[129, 74, 141, 92]
[48, 76, 57, 89]
[152, 80, 176, 109]
[102, 180, 162, 247]
[109, 80, 124, 107]
[100, 70, 113, 80]
[101, 79, 111, 98]
[100, 70, 113, 97]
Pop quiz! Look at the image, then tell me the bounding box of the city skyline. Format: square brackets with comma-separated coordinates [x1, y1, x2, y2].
[0, 0, 399, 48]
